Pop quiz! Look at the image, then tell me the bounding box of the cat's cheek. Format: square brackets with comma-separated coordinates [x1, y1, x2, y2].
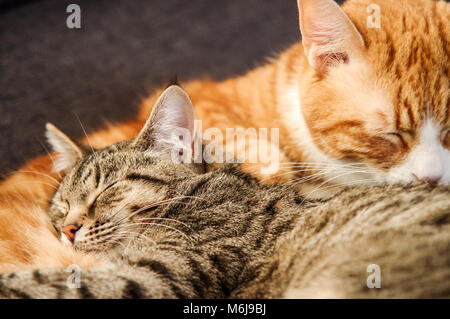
[443, 132, 450, 149]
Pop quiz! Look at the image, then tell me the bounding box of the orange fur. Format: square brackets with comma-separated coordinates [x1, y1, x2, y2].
[0, 0, 448, 271]
[0, 123, 139, 272]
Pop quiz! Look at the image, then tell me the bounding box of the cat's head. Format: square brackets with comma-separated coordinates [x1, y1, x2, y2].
[294, 0, 449, 185]
[47, 86, 198, 251]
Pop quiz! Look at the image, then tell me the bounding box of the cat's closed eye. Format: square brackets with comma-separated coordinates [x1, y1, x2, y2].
[53, 201, 69, 216]
[442, 130, 450, 146]
[383, 133, 407, 149]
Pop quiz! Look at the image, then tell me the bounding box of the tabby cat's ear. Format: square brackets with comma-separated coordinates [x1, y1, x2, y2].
[46, 123, 85, 172]
[297, 0, 365, 76]
[133, 85, 196, 162]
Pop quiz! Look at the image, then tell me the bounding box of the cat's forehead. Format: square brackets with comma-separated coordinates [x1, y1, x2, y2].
[73, 144, 129, 176]
[58, 142, 183, 196]
[59, 143, 143, 191]
[346, 0, 449, 127]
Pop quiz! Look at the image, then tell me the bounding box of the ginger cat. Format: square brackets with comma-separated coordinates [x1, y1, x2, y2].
[0, 0, 448, 271]
[139, 0, 450, 195]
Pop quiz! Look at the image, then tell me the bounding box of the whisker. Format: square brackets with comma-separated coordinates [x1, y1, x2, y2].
[300, 172, 376, 203]
[277, 162, 366, 168]
[73, 112, 96, 158]
[272, 169, 332, 182]
[283, 172, 330, 185]
[34, 137, 63, 179]
[244, 162, 367, 170]
[8, 180, 59, 191]
[114, 231, 158, 245]
[287, 167, 374, 186]
[125, 222, 193, 242]
[104, 237, 128, 250]
[305, 178, 380, 195]
[113, 199, 181, 224]
[113, 195, 209, 224]
[11, 170, 60, 184]
[135, 217, 192, 230]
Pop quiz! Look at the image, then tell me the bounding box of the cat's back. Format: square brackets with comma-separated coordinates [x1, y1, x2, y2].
[234, 183, 450, 298]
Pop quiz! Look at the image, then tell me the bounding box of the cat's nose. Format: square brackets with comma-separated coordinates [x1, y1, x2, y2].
[413, 173, 443, 184]
[62, 224, 80, 242]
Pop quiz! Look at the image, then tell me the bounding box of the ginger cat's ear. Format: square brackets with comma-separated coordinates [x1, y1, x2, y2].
[297, 0, 365, 75]
[46, 123, 85, 172]
[133, 85, 196, 163]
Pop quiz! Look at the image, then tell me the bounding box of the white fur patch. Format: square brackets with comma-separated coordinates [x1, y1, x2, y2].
[387, 119, 449, 183]
[60, 233, 73, 247]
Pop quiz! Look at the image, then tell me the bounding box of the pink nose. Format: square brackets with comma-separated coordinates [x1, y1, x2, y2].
[62, 224, 79, 242]
[413, 174, 443, 183]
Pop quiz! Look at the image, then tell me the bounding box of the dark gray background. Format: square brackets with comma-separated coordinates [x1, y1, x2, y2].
[0, 0, 343, 176]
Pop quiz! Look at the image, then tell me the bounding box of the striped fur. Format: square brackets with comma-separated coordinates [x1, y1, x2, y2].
[1, 86, 449, 298]
[1, 177, 449, 298]
[136, 0, 450, 194]
[0, 160, 308, 298]
[0, 0, 448, 280]
[234, 183, 450, 298]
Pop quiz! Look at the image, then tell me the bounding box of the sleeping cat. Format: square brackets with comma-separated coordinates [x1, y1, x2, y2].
[0, 0, 448, 272]
[137, 0, 450, 194]
[1, 86, 449, 298]
[0, 86, 307, 298]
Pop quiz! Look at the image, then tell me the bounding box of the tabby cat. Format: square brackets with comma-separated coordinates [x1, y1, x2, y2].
[234, 183, 450, 298]
[1, 87, 449, 298]
[0, 86, 307, 298]
[0, 0, 448, 274]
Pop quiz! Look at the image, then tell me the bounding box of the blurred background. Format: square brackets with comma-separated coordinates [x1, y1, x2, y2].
[0, 0, 345, 176]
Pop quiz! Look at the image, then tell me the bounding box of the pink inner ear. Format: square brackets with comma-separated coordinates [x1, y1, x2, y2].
[316, 52, 350, 76]
[298, 0, 365, 75]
